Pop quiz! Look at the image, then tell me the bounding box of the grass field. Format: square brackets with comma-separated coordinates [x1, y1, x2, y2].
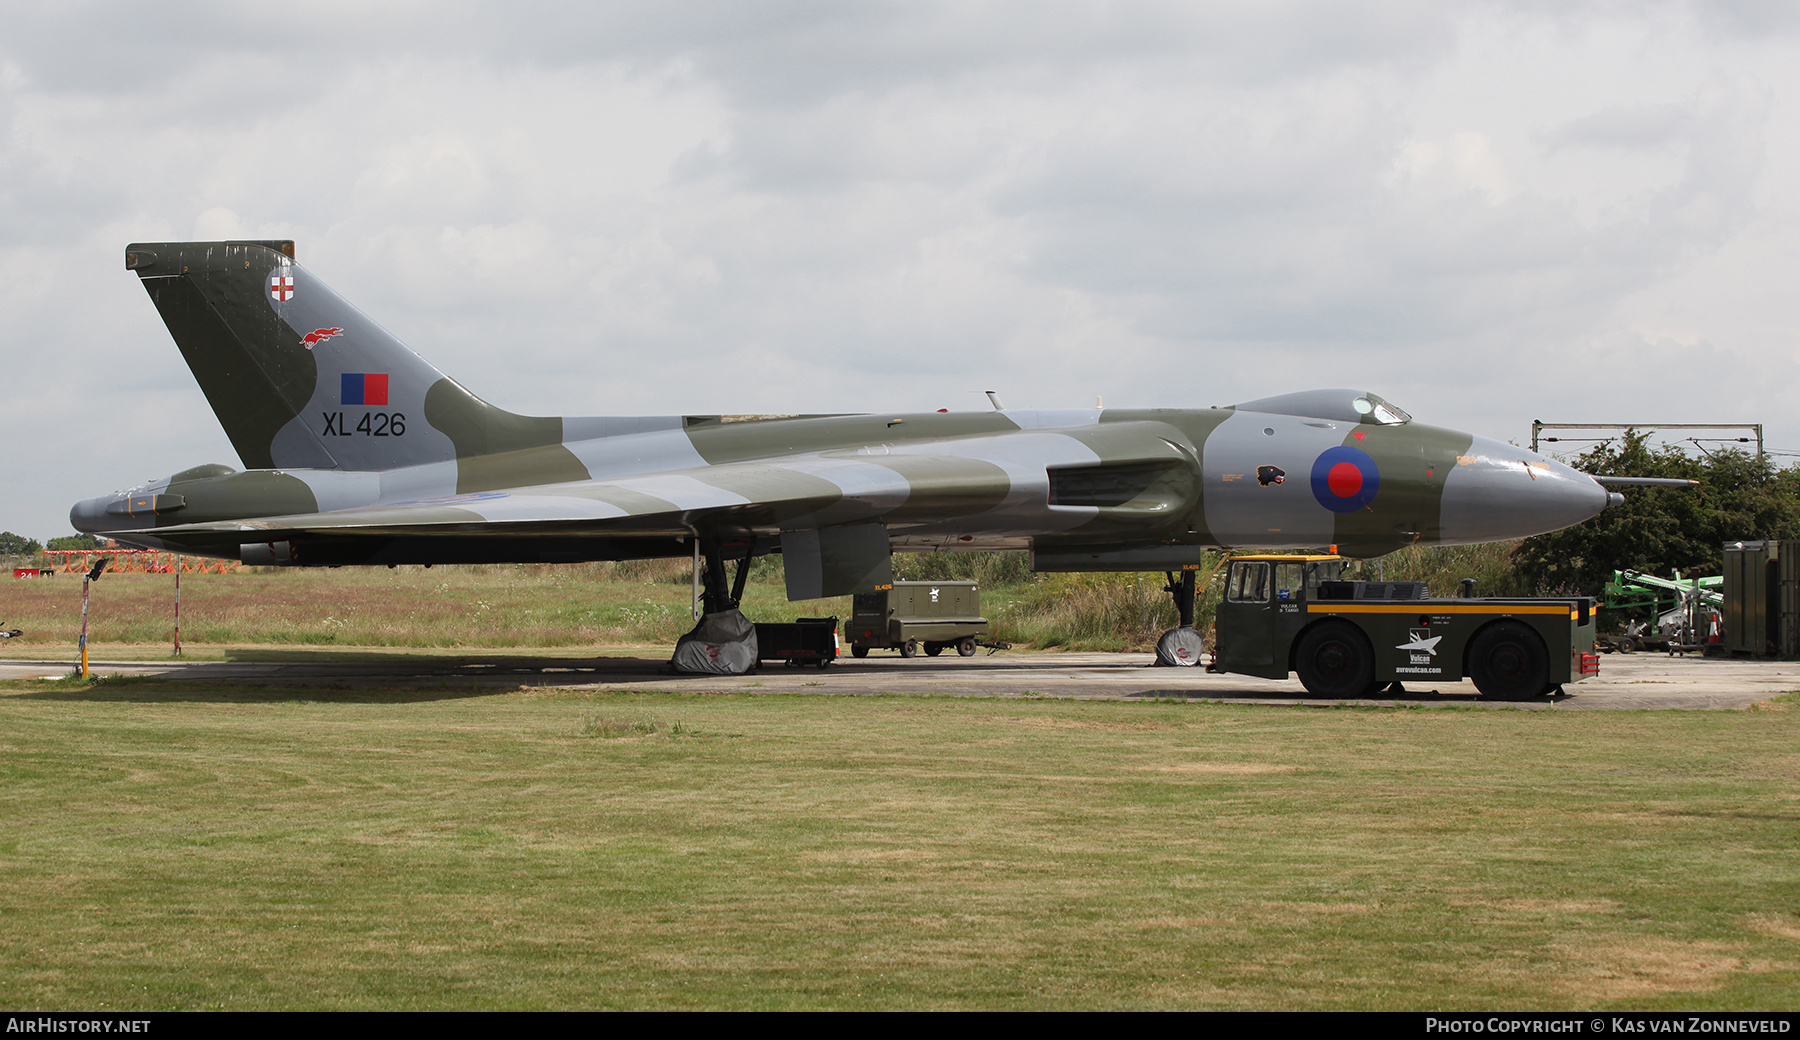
[2, 680, 1797, 1010]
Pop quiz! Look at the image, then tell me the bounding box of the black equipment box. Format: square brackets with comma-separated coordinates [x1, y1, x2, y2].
[754, 616, 839, 668]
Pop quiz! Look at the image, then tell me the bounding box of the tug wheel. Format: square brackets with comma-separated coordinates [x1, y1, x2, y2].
[1294, 621, 1375, 698]
[1468, 622, 1549, 701]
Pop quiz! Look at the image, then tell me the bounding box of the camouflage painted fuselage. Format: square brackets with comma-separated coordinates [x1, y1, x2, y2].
[73, 241, 1609, 597]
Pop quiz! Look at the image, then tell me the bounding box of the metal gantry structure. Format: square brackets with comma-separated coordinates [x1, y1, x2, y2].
[1531, 421, 1764, 458]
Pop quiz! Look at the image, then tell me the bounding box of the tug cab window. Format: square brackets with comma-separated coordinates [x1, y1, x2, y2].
[1227, 562, 1270, 603]
[1274, 562, 1304, 601]
[1304, 559, 1344, 592]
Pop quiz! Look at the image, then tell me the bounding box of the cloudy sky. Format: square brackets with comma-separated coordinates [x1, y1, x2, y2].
[2, 1, 1798, 540]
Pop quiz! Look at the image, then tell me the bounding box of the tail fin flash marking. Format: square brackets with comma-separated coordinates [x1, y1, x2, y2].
[341, 373, 389, 406]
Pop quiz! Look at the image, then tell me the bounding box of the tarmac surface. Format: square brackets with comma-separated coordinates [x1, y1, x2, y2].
[3, 649, 1795, 709]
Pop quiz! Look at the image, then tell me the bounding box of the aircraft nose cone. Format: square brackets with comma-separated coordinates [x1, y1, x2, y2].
[1439, 437, 1608, 544]
[70, 495, 123, 534]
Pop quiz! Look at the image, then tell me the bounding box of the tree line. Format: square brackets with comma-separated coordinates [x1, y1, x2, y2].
[0, 533, 103, 558]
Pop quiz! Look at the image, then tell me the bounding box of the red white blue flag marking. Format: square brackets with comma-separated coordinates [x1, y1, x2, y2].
[1310, 445, 1380, 513]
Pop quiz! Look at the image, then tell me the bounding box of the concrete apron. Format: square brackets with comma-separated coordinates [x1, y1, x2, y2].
[3, 651, 1794, 709]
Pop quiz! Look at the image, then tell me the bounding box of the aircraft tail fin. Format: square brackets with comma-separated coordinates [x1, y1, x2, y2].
[124, 240, 567, 473]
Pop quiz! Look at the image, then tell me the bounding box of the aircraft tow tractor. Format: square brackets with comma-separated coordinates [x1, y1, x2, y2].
[1207, 555, 1600, 700]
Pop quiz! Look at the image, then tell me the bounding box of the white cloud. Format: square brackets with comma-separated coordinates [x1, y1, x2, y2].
[1389, 133, 1518, 203]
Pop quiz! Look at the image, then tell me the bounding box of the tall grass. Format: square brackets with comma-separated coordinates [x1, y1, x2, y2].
[993, 573, 1175, 651]
[0, 564, 785, 650]
[992, 553, 1231, 651]
[893, 550, 1036, 586]
[1353, 541, 1528, 597]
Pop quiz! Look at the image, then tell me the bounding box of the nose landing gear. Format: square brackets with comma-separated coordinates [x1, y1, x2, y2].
[1153, 569, 1204, 667]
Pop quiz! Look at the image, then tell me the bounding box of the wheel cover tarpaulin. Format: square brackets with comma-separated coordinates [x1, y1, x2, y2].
[671, 609, 759, 675]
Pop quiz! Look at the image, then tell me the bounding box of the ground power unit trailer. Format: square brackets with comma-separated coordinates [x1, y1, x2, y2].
[1208, 555, 1600, 700]
[846, 581, 1000, 658]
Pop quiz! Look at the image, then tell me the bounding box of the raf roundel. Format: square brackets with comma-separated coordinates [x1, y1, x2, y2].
[1310, 445, 1380, 513]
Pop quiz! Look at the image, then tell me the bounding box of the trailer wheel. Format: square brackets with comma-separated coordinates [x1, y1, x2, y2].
[851, 645, 869, 659]
[1468, 622, 1549, 700]
[925, 643, 944, 656]
[1294, 621, 1375, 697]
[957, 637, 978, 657]
[900, 639, 919, 658]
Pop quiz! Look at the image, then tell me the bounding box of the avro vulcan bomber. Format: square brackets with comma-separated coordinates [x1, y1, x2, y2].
[75, 240, 1628, 669]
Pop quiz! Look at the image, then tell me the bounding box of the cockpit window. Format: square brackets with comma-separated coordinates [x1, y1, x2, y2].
[1232, 388, 1412, 426]
[1354, 393, 1411, 426]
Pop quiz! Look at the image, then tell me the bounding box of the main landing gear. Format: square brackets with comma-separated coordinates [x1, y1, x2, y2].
[670, 535, 760, 675]
[1154, 569, 1205, 667]
[695, 534, 753, 616]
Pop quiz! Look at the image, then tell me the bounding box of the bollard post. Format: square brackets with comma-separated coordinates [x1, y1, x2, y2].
[79, 574, 90, 678]
[78, 557, 109, 679]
